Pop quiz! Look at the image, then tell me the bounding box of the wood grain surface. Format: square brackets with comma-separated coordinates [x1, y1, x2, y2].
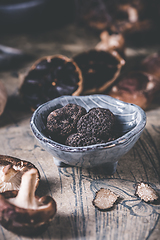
[0, 24, 160, 240]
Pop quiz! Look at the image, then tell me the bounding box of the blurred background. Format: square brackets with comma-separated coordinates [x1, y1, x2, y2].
[1, 0, 160, 117]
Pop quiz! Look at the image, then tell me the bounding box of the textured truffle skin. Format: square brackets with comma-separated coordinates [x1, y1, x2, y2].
[47, 104, 87, 139]
[65, 133, 106, 147]
[77, 108, 115, 138]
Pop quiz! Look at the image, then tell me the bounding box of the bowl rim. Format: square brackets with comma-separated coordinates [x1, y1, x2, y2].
[30, 94, 146, 153]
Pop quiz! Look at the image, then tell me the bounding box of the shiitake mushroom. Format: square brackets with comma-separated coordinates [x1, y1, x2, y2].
[0, 169, 56, 236]
[0, 155, 40, 192]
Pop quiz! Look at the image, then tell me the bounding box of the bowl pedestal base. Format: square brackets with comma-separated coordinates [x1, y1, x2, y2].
[53, 156, 118, 174]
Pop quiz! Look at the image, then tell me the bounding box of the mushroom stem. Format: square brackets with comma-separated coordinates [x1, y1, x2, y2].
[9, 168, 39, 209]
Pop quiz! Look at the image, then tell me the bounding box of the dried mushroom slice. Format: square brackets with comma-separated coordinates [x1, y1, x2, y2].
[93, 188, 119, 210]
[0, 155, 40, 192]
[107, 71, 160, 110]
[73, 49, 125, 95]
[0, 81, 7, 116]
[135, 182, 159, 203]
[20, 55, 83, 111]
[0, 169, 56, 236]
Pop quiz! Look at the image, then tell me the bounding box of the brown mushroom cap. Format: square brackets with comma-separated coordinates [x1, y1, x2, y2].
[0, 155, 40, 192]
[20, 54, 83, 111]
[107, 71, 160, 110]
[0, 169, 56, 236]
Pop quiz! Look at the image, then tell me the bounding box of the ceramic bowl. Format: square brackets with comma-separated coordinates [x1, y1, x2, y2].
[30, 95, 146, 172]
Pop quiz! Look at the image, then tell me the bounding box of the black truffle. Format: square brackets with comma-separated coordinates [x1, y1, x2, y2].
[46, 104, 87, 140]
[65, 133, 106, 147]
[77, 108, 115, 139]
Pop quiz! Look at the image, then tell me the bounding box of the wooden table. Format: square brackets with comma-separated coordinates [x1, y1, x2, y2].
[0, 24, 160, 240]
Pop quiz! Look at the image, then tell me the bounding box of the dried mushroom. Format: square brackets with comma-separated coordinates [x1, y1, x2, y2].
[0, 168, 56, 236]
[0, 81, 7, 116]
[95, 30, 125, 56]
[110, 1, 153, 35]
[93, 188, 119, 210]
[107, 71, 160, 110]
[20, 55, 83, 111]
[0, 155, 40, 192]
[73, 49, 125, 94]
[135, 182, 159, 203]
[140, 52, 160, 79]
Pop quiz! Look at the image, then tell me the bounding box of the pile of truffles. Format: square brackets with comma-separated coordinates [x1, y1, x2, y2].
[46, 103, 116, 147]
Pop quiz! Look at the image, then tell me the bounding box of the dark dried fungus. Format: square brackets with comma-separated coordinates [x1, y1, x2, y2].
[110, 1, 153, 35]
[107, 71, 160, 110]
[75, 0, 111, 31]
[65, 133, 106, 147]
[46, 104, 87, 140]
[77, 108, 115, 138]
[73, 49, 125, 94]
[20, 55, 83, 111]
[140, 52, 160, 79]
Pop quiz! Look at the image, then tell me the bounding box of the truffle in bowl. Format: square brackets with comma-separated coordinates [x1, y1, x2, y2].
[30, 95, 146, 172]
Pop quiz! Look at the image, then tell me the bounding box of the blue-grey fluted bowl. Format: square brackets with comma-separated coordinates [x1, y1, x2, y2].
[30, 95, 146, 172]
